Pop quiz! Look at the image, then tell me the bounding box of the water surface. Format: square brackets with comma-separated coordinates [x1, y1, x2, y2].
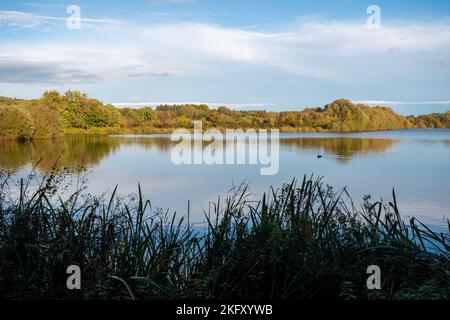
[1, 129, 449, 230]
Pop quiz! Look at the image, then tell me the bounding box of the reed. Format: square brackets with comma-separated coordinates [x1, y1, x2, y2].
[0, 168, 448, 300]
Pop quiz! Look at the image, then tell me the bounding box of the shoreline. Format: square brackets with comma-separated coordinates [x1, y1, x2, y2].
[66, 126, 449, 135]
[0, 127, 448, 142]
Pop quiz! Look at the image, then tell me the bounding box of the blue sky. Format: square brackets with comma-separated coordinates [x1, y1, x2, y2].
[1, 0, 450, 115]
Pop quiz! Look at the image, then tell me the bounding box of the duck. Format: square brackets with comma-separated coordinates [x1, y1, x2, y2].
[317, 155, 323, 159]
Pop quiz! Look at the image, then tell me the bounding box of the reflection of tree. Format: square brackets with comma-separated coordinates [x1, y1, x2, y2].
[281, 138, 398, 163]
[0, 135, 122, 173]
[0, 140, 32, 169]
[0, 135, 177, 173]
[122, 136, 399, 165]
[1, 135, 401, 172]
[114, 137, 174, 152]
[45, 135, 122, 172]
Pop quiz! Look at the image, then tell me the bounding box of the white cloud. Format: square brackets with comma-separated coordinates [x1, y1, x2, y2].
[0, 10, 122, 29]
[1, 14, 450, 90]
[0, 44, 184, 84]
[134, 19, 450, 81]
[354, 100, 450, 106]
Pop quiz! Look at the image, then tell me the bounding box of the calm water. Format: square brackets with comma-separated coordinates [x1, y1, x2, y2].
[1, 130, 449, 230]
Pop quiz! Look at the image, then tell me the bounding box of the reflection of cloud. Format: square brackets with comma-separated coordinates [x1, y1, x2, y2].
[399, 199, 450, 231]
[281, 138, 399, 163]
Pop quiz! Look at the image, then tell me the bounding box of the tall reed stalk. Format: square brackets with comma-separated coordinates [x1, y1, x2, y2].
[0, 169, 448, 300]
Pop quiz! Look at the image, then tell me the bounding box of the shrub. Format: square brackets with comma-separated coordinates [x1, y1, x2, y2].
[28, 104, 64, 139]
[0, 106, 34, 140]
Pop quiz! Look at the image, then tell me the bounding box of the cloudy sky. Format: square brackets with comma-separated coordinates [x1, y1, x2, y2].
[0, 0, 450, 115]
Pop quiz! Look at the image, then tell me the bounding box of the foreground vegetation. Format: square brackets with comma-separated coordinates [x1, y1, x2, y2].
[0, 169, 448, 300]
[1, 91, 449, 140]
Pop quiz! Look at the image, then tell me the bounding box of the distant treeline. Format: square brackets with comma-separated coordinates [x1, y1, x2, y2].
[0, 91, 449, 140]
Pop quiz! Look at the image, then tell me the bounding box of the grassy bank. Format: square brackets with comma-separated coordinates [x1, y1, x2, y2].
[0, 170, 449, 300]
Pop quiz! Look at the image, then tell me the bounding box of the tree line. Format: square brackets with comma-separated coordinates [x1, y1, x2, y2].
[0, 90, 449, 140]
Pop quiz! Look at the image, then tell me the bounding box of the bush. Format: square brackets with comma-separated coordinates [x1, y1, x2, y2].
[0, 106, 34, 140]
[28, 104, 64, 139]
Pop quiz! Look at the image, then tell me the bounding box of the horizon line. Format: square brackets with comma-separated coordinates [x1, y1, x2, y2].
[112, 99, 450, 111]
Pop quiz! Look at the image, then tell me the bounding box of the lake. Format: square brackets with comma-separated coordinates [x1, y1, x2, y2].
[1, 129, 449, 231]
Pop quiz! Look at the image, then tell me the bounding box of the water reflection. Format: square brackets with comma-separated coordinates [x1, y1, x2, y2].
[1, 131, 449, 229]
[281, 138, 398, 163]
[115, 136, 173, 152]
[0, 134, 403, 172]
[0, 135, 121, 172]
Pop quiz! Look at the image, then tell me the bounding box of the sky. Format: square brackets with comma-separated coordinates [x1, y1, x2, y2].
[0, 0, 450, 115]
